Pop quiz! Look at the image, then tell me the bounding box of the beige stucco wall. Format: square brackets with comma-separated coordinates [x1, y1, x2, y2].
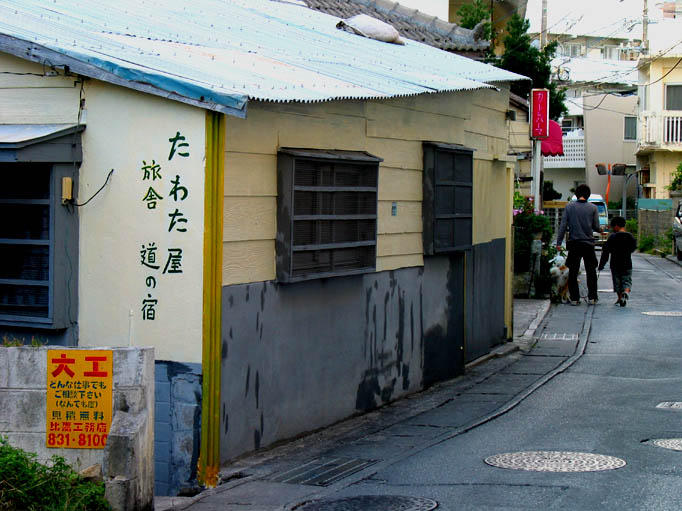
[639, 56, 682, 198]
[78, 82, 205, 362]
[222, 88, 513, 286]
[0, 53, 206, 363]
[584, 93, 637, 200]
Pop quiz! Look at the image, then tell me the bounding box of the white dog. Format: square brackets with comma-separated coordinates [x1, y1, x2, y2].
[549, 254, 570, 303]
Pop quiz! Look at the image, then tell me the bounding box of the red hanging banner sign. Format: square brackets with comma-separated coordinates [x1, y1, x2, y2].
[530, 88, 550, 139]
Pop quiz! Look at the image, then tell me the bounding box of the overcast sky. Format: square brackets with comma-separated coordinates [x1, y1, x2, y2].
[394, 0, 655, 41]
[394, 0, 449, 20]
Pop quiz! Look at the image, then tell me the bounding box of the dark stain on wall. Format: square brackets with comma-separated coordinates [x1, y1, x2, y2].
[219, 240, 506, 462]
[244, 366, 250, 397]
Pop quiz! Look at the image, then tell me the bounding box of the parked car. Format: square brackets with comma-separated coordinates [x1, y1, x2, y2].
[570, 194, 609, 246]
[674, 199, 682, 260]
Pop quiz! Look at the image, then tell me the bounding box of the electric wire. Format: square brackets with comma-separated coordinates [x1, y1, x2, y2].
[72, 168, 115, 207]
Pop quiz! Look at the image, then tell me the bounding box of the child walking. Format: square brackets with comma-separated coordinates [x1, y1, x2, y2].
[598, 216, 637, 307]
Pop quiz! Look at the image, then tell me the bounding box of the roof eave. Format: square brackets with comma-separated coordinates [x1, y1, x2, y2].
[0, 33, 248, 118]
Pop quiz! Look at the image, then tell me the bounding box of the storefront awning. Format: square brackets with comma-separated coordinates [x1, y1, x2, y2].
[541, 120, 564, 157]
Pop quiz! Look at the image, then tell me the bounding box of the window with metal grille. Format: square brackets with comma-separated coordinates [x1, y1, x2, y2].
[0, 125, 81, 329]
[0, 165, 52, 320]
[422, 143, 473, 254]
[276, 149, 381, 282]
[624, 116, 637, 140]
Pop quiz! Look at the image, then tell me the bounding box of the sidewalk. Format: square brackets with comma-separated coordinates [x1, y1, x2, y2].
[155, 298, 553, 511]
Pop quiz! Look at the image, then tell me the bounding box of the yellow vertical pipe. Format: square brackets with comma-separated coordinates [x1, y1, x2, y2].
[199, 111, 224, 488]
[504, 163, 514, 338]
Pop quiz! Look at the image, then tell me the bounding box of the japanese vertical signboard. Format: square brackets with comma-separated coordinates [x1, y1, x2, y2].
[46, 350, 113, 449]
[530, 88, 550, 139]
[139, 132, 190, 321]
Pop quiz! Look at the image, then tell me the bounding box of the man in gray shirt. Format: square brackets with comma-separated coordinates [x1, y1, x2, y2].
[555, 184, 601, 305]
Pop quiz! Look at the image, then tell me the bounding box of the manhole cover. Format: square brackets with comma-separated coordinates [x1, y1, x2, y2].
[484, 451, 626, 472]
[651, 439, 682, 451]
[642, 311, 682, 317]
[299, 496, 438, 511]
[656, 402, 682, 409]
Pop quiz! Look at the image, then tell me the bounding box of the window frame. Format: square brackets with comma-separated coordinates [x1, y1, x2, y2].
[665, 83, 682, 111]
[276, 148, 382, 283]
[0, 125, 81, 329]
[422, 142, 474, 255]
[623, 115, 637, 141]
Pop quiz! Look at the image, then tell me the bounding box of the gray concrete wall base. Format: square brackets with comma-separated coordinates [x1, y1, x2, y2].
[0, 346, 154, 511]
[219, 239, 506, 462]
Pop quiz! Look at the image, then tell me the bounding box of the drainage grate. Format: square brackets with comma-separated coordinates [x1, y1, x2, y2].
[268, 457, 376, 486]
[656, 402, 682, 409]
[650, 439, 682, 451]
[485, 451, 626, 472]
[642, 311, 682, 317]
[299, 496, 438, 511]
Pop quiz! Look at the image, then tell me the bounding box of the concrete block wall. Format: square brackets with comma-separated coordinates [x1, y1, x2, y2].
[154, 361, 202, 496]
[0, 346, 154, 511]
[639, 208, 674, 242]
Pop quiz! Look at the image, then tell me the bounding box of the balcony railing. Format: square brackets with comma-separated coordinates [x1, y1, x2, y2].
[639, 110, 682, 149]
[543, 131, 585, 168]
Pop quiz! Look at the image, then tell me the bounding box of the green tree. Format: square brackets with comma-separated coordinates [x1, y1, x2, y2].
[456, 0, 491, 41]
[543, 180, 562, 201]
[493, 14, 567, 120]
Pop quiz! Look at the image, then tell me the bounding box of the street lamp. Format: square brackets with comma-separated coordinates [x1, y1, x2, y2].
[596, 163, 626, 207]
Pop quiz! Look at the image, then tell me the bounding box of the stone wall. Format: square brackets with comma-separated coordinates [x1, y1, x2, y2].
[0, 347, 154, 511]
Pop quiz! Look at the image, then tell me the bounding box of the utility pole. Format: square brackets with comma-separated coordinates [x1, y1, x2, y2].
[643, 0, 648, 54]
[541, 0, 548, 48]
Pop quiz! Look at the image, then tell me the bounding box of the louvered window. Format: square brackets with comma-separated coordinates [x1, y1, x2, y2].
[422, 143, 473, 254]
[277, 149, 381, 282]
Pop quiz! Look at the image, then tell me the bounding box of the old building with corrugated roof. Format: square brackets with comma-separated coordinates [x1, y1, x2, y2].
[0, 0, 526, 496]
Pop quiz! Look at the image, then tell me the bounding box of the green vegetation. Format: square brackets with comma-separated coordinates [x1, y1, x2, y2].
[0, 437, 110, 511]
[492, 14, 567, 120]
[607, 197, 637, 211]
[456, 0, 492, 40]
[638, 227, 673, 255]
[1, 335, 46, 347]
[666, 161, 682, 191]
[543, 180, 562, 201]
[625, 218, 638, 243]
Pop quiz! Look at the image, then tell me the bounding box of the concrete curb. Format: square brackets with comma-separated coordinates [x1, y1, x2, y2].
[513, 300, 551, 353]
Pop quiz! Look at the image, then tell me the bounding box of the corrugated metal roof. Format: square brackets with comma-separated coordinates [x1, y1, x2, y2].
[302, 0, 488, 52]
[0, 124, 81, 147]
[0, 0, 526, 116]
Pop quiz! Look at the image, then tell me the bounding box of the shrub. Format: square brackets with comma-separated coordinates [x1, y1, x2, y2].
[666, 161, 682, 191]
[0, 437, 110, 511]
[638, 234, 655, 253]
[625, 218, 638, 242]
[513, 197, 552, 274]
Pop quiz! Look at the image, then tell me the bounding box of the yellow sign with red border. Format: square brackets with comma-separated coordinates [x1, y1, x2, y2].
[46, 350, 113, 449]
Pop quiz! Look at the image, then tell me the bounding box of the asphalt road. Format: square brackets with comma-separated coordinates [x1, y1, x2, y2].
[322, 253, 682, 510]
